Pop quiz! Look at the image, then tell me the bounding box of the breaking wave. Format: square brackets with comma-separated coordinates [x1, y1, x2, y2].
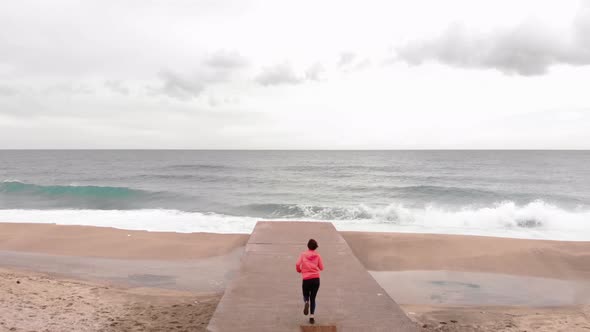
[1, 200, 589, 240]
[239, 200, 589, 228]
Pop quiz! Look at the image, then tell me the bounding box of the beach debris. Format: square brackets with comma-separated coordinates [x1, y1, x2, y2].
[450, 320, 457, 323]
[16, 280, 20, 284]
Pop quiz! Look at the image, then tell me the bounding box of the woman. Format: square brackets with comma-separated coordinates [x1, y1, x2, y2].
[295, 239, 324, 324]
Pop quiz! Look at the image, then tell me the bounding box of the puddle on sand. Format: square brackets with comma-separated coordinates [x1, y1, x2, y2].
[370, 270, 590, 306]
[0, 247, 244, 292]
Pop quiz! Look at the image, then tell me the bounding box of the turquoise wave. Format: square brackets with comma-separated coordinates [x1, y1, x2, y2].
[0, 181, 144, 198]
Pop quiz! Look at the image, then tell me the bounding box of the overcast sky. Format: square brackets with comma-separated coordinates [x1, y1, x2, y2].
[1, 0, 589, 149]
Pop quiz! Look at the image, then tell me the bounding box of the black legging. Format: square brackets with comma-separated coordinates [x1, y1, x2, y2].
[302, 278, 320, 314]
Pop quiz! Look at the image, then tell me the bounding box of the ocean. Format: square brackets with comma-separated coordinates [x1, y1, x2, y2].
[1, 150, 589, 240]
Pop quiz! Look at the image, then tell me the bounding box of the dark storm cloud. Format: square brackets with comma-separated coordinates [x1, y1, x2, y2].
[255, 63, 302, 86]
[395, 5, 590, 76]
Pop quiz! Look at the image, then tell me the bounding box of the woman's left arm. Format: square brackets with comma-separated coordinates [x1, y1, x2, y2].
[295, 254, 303, 273]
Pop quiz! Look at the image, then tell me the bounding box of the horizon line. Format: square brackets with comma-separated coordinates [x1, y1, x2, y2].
[1, 148, 589, 151]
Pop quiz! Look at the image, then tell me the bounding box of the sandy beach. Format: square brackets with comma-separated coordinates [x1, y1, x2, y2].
[1, 223, 590, 331]
[341, 231, 590, 280]
[0, 268, 220, 332]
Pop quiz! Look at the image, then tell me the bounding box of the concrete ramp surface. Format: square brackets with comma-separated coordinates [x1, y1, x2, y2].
[207, 222, 418, 332]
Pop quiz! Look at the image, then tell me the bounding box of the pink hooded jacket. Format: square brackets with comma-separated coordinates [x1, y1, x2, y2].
[296, 249, 324, 280]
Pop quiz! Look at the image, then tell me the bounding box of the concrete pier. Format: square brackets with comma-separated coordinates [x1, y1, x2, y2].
[208, 221, 417, 331]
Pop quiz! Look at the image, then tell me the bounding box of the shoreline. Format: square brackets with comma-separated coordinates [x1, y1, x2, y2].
[1, 222, 589, 279]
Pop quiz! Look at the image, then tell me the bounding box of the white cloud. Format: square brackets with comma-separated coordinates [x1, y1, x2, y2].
[150, 51, 249, 100]
[338, 52, 356, 67]
[0, 85, 18, 96]
[395, 3, 590, 75]
[104, 80, 130, 95]
[43, 83, 94, 95]
[255, 63, 302, 86]
[0, 0, 589, 148]
[203, 50, 249, 69]
[305, 63, 324, 81]
[152, 71, 206, 100]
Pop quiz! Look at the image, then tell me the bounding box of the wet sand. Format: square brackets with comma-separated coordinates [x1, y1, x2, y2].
[0, 248, 243, 292]
[372, 270, 590, 306]
[341, 231, 590, 331]
[341, 231, 590, 280]
[5, 223, 590, 280]
[2, 223, 590, 331]
[0, 223, 249, 260]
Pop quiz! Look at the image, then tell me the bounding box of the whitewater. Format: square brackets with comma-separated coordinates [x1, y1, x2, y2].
[1, 150, 589, 240]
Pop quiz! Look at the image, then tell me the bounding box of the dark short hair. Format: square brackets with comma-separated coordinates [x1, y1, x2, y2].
[307, 239, 318, 250]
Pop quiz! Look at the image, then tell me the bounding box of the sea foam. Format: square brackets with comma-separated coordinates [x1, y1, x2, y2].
[1, 200, 589, 241]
